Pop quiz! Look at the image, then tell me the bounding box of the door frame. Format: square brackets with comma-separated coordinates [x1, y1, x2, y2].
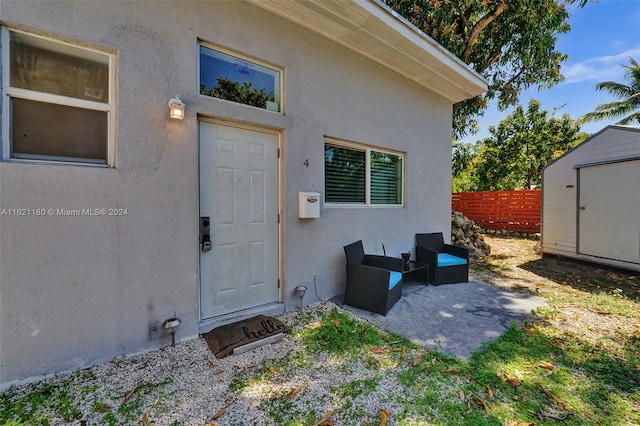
[197, 117, 284, 327]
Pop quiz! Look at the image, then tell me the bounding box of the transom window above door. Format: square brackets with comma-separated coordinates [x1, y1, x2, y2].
[2, 28, 114, 165]
[324, 138, 404, 207]
[199, 43, 282, 113]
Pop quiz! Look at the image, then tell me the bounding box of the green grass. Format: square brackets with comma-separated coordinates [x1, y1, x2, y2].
[2, 238, 640, 425]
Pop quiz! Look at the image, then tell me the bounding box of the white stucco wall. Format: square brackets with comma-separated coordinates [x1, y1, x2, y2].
[0, 0, 454, 386]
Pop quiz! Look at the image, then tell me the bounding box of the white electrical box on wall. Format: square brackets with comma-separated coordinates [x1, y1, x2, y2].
[298, 192, 321, 218]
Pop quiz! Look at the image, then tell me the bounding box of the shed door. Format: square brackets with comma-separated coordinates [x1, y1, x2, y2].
[578, 160, 640, 263]
[199, 121, 280, 320]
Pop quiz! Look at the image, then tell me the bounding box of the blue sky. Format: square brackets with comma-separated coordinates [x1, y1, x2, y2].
[460, 0, 640, 145]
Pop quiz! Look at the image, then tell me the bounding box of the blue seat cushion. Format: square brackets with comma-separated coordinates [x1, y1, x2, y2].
[438, 253, 467, 267]
[388, 271, 402, 290]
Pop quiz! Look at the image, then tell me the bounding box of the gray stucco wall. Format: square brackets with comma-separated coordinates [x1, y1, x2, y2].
[0, 0, 453, 386]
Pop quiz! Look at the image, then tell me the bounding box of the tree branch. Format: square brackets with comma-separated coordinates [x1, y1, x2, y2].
[462, 2, 508, 63]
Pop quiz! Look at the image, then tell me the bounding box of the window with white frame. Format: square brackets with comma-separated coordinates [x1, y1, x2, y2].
[324, 139, 404, 206]
[199, 43, 282, 113]
[2, 29, 114, 165]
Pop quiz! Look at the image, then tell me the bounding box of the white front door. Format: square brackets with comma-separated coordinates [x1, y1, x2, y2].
[578, 160, 640, 263]
[199, 121, 279, 320]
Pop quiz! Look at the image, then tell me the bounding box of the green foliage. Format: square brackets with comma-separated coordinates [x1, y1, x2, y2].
[385, 0, 572, 138]
[0, 379, 82, 425]
[460, 99, 587, 191]
[581, 57, 640, 125]
[452, 142, 480, 192]
[298, 308, 387, 355]
[200, 77, 272, 109]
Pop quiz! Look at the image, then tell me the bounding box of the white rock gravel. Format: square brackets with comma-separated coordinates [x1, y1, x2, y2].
[3, 302, 463, 425]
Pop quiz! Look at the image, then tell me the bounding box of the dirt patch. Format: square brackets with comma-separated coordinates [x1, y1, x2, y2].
[471, 236, 640, 347]
[472, 236, 640, 297]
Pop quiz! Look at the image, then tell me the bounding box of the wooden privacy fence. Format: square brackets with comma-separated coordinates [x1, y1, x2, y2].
[452, 190, 541, 233]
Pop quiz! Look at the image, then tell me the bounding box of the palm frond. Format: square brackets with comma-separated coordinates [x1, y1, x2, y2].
[582, 57, 640, 123]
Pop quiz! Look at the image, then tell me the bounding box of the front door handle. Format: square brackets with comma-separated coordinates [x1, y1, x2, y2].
[200, 216, 211, 252]
[201, 234, 211, 252]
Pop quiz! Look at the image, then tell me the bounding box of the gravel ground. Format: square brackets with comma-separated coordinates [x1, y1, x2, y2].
[3, 302, 457, 425]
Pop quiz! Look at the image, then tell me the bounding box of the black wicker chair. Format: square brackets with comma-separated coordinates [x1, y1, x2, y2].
[415, 233, 469, 285]
[343, 240, 403, 316]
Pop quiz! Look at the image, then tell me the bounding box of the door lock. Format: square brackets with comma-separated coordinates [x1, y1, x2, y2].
[200, 216, 211, 252]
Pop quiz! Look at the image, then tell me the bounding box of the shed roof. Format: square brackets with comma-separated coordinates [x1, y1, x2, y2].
[543, 125, 640, 171]
[246, 0, 487, 103]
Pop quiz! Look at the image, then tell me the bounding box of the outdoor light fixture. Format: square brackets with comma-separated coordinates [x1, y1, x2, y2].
[162, 315, 182, 347]
[168, 95, 185, 120]
[295, 285, 307, 310]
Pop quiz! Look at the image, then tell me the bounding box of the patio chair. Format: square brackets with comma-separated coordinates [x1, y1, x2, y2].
[415, 232, 468, 285]
[343, 240, 403, 316]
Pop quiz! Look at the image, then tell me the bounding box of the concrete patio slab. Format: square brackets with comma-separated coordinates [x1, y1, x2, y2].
[340, 280, 546, 360]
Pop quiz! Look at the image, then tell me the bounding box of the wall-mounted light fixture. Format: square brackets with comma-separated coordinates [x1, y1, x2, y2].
[168, 95, 185, 120]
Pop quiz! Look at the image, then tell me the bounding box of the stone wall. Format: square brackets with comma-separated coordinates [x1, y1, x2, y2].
[451, 210, 491, 259]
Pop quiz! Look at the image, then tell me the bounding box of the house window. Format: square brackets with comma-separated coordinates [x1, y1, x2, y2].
[325, 139, 404, 206]
[2, 29, 114, 165]
[199, 44, 282, 112]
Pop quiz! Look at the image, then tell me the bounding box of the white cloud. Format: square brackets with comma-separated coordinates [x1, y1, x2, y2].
[561, 47, 640, 84]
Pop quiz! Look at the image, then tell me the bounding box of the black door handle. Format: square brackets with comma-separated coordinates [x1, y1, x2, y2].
[201, 234, 211, 252]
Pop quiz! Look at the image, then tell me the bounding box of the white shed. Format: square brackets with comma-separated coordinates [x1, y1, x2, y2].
[542, 125, 640, 272]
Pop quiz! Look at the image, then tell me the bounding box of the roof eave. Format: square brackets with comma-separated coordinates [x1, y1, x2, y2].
[245, 0, 487, 103]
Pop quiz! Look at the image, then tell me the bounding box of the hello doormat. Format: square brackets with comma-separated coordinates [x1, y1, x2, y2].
[202, 315, 289, 359]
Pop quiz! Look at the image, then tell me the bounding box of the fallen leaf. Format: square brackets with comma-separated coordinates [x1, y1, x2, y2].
[379, 409, 390, 426]
[284, 385, 304, 401]
[390, 362, 400, 369]
[459, 389, 465, 402]
[506, 377, 521, 387]
[370, 348, 387, 354]
[94, 405, 113, 413]
[123, 388, 137, 404]
[485, 384, 493, 398]
[443, 368, 460, 375]
[137, 362, 148, 370]
[211, 409, 225, 420]
[139, 414, 148, 423]
[333, 320, 340, 327]
[412, 356, 422, 367]
[538, 361, 555, 371]
[522, 393, 529, 404]
[208, 423, 217, 426]
[475, 396, 489, 411]
[536, 383, 563, 404]
[401, 348, 407, 358]
[314, 411, 336, 426]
